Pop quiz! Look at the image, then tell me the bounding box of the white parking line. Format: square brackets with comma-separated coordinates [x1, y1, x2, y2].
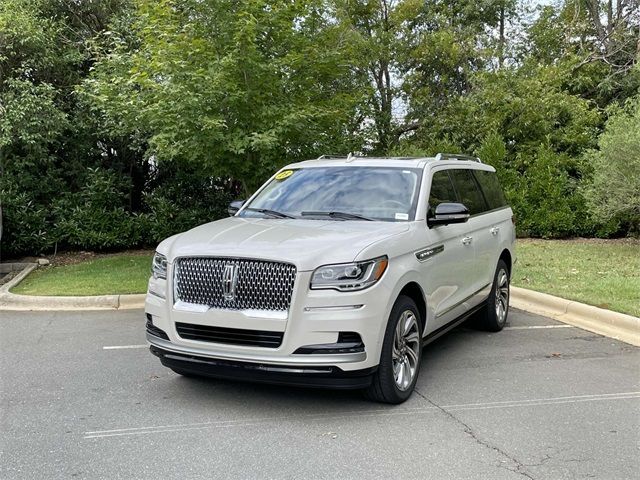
[504, 324, 574, 330]
[102, 344, 147, 350]
[83, 391, 640, 439]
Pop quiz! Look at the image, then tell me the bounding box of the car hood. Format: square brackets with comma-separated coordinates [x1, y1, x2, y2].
[163, 217, 410, 271]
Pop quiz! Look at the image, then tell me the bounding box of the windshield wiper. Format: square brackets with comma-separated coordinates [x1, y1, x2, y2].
[301, 211, 374, 221]
[244, 207, 295, 219]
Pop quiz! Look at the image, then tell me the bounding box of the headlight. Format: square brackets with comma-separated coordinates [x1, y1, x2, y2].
[152, 252, 167, 280]
[310, 256, 388, 291]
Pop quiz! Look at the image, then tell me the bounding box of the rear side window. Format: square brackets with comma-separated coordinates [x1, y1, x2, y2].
[474, 170, 508, 210]
[428, 170, 458, 217]
[449, 169, 488, 215]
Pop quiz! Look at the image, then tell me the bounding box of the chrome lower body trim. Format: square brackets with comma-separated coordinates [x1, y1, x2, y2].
[146, 332, 367, 365]
[303, 304, 364, 312]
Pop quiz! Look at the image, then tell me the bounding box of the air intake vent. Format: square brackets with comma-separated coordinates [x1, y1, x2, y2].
[146, 314, 169, 340]
[293, 332, 364, 354]
[175, 322, 284, 348]
[338, 332, 362, 344]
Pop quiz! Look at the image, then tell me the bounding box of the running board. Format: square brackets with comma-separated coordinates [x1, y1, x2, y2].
[422, 301, 486, 346]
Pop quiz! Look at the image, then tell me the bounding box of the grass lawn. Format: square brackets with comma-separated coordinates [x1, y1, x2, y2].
[513, 239, 640, 317]
[11, 254, 153, 296]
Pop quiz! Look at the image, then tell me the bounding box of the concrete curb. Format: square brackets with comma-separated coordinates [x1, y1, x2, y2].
[0, 263, 145, 311]
[511, 286, 640, 347]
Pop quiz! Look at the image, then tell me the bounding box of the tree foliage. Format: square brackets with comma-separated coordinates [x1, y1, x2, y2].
[1, 0, 639, 257]
[85, 0, 369, 191]
[583, 95, 640, 233]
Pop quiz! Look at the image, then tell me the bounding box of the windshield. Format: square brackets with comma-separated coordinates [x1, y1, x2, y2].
[240, 166, 422, 221]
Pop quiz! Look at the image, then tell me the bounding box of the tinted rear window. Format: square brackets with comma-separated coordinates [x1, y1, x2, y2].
[474, 170, 508, 210]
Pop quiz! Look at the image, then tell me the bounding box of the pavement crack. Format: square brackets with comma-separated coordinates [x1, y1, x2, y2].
[414, 389, 536, 480]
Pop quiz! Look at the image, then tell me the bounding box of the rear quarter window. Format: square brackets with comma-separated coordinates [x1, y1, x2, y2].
[474, 170, 508, 210]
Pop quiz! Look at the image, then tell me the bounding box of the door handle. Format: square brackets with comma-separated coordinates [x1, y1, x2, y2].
[462, 236, 473, 245]
[490, 227, 500, 236]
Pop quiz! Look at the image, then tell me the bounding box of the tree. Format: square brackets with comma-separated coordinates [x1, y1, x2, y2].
[525, 1, 640, 107]
[583, 94, 640, 232]
[0, 0, 134, 256]
[85, 0, 368, 193]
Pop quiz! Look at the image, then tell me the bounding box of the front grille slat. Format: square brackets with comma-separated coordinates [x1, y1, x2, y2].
[176, 322, 284, 348]
[174, 257, 296, 311]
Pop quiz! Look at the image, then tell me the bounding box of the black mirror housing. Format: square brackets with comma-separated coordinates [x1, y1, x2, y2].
[228, 199, 245, 217]
[427, 202, 470, 226]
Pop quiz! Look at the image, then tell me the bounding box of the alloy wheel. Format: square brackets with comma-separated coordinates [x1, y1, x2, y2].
[495, 268, 509, 325]
[392, 310, 420, 391]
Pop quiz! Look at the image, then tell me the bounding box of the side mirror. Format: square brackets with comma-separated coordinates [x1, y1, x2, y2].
[427, 202, 470, 227]
[228, 199, 245, 216]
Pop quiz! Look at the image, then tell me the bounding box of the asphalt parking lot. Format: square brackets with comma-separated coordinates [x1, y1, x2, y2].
[1, 308, 638, 480]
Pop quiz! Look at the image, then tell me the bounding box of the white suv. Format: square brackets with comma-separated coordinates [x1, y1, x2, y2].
[145, 154, 515, 403]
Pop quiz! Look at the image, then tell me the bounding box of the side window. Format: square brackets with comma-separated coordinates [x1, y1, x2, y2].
[474, 170, 507, 210]
[449, 169, 488, 215]
[428, 170, 458, 217]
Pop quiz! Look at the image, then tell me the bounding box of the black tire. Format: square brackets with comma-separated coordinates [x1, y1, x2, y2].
[477, 259, 510, 332]
[364, 295, 423, 404]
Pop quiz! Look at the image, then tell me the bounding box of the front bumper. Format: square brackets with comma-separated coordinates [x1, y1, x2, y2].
[146, 268, 393, 373]
[146, 331, 367, 366]
[149, 343, 376, 389]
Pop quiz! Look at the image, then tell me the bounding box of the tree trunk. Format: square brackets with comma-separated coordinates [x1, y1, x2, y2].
[498, 2, 505, 68]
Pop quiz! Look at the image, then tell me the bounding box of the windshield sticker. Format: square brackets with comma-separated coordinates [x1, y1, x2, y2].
[275, 170, 294, 180]
[395, 213, 409, 220]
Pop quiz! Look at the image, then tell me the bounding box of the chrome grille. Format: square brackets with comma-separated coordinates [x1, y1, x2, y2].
[174, 257, 296, 311]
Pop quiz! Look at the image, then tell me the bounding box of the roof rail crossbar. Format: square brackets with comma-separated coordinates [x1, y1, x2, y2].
[434, 153, 481, 163]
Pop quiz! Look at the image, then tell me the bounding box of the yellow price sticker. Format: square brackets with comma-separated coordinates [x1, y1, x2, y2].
[275, 170, 294, 180]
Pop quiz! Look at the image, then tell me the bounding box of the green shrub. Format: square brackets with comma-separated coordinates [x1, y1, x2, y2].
[54, 168, 142, 250]
[582, 96, 640, 235]
[143, 162, 234, 243]
[477, 136, 615, 238]
[0, 188, 54, 255]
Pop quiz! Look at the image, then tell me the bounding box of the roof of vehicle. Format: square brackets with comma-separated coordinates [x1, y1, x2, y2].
[285, 153, 491, 170]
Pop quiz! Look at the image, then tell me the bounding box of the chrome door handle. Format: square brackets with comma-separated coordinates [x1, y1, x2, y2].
[462, 236, 473, 245]
[490, 227, 500, 236]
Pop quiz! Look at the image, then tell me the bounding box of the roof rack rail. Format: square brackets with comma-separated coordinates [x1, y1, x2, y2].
[316, 154, 349, 160]
[434, 153, 482, 163]
[315, 154, 424, 162]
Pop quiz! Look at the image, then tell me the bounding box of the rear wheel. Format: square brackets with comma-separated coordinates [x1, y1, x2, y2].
[365, 295, 422, 404]
[478, 259, 510, 332]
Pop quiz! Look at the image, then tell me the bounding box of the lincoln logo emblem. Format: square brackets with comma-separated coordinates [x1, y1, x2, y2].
[222, 264, 239, 301]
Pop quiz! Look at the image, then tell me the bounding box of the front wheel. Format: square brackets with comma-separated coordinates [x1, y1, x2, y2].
[365, 295, 422, 404]
[478, 259, 510, 332]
